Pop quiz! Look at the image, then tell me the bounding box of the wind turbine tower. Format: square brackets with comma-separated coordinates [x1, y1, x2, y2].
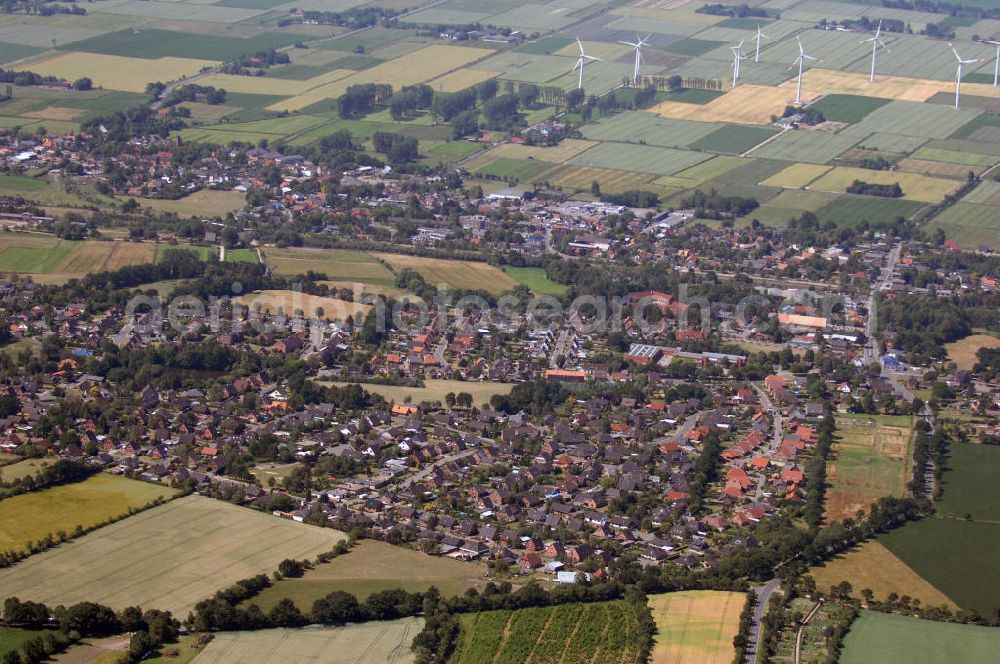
[754, 25, 769, 63]
[731, 40, 747, 88]
[619, 34, 650, 85]
[982, 38, 1000, 87]
[950, 42, 980, 109]
[863, 20, 889, 83]
[572, 37, 602, 90]
[790, 35, 817, 105]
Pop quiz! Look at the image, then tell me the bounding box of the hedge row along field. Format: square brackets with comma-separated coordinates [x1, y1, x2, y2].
[451, 600, 643, 664]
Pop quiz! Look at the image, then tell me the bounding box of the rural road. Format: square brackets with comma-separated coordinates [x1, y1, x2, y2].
[743, 578, 781, 664]
[752, 385, 783, 500]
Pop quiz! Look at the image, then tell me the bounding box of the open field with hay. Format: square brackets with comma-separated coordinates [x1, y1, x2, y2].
[193, 619, 422, 664]
[373, 253, 520, 295]
[647, 591, 743, 664]
[321, 379, 515, 407]
[247, 539, 485, 612]
[945, 334, 1000, 371]
[452, 600, 643, 664]
[825, 414, 913, 522]
[236, 289, 369, 320]
[806, 167, 958, 203]
[0, 474, 177, 556]
[139, 190, 247, 217]
[841, 610, 1000, 664]
[810, 540, 958, 609]
[0, 495, 346, 615]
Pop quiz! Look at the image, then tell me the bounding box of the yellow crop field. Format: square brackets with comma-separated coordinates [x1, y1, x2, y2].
[811, 540, 958, 609]
[25, 52, 217, 93]
[761, 163, 832, 188]
[779, 70, 1000, 103]
[488, 138, 598, 163]
[273, 45, 488, 112]
[807, 167, 959, 202]
[544, 164, 660, 194]
[428, 68, 499, 93]
[647, 591, 744, 664]
[651, 85, 794, 125]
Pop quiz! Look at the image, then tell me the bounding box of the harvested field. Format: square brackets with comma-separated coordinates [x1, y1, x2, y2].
[321, 379, 515, 407]
[373, 253, 519, 295]
[825, 414, 913, 522]
[810, 540, 958, 609]
[945, 334, 1000, 371]
[651, 85, 798, 125]
[543, 164, 659, 194]
[23, 52, 217, 93]
[760, 163, 831, 188]
[192, 619, 422, 664]
[0, 474, 177, 556]
[248, 539, 486, 612]
[647, 590, 743, 664]
[0, 495, 346, 615]
[235, 289, 370, 320]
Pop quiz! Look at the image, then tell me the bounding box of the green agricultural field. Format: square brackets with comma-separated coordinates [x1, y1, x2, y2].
[0, 627, 39, 661]
[880, 518, 1000, 615]
[569, 143, 710, 176]
[472, 157, 556, 182]
[225, 248, 259, 263]
[579, 112, 718, 149]
[912, 146, 997, 166]
[825, 414, 913, 522]
[543, 164, 659, 195]
[765, 190, 839, 212]
[665, 38, 726, 56]
[808, 94, 890, 123]
[266, 247, 398, 288]
[247, 539, 485, 612]
[842, 101, 982, 139]
[140, 189, 247, 218]
[815, 196, 924, 227]
[0, 232, 77, 274]
[924, 202, 1000, 248]
[735, 206, 800, 228]
[503, 266, 568, 296]
[0, 495, 346, 616]
[688, 124, 778, 154]
[855, 133, 929, 154]
[452, 601, 642, 664]
[841, 610, 1000, 664]
[0, 474, 177, 555]
[155, 244, 217, 263]
[656, 88, 724, 105]
[321, 379, 515, 407]
[63, 28, 301, 60]
[516, 36, 573, 55]
[935, 443, 1000, 520]
[748, 131, 859, 164]
[194, 618, 422, 664]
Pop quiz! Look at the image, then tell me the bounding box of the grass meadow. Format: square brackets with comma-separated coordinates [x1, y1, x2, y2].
[841, 610, 1000, 664]
[247, 539, 485, 613]
[944, 334, 1000, 371]
[647, 591, 743, 664]
[825, 414, 913, 522]
[0, 474, 177, 555]
[0, 495, 346, 615]
[503, 266, 568, 296]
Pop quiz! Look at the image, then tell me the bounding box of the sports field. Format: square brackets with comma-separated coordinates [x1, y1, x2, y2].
[247, 539, 485, 612]
[373, 253, 520, 295]
[452, 600, 643, 664]
[840, 610, 1000, 664]
[192, 619, 422, 664]
[825, 414, 913, 522]
[321, 379, 515, 407]
[810, 539, 957, 609]
[647, 591, 743, 664]
[0, 474, 176, 555]
[0, 495, 346, 615]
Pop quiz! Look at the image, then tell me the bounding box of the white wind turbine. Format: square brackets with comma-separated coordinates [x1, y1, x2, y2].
[950, 42, 980, 109]
[572, 37, 602, 90]
[731, 40, 748, 88]
[862, 20, 890, 83]
[619, 33, 651, 85]
[981, 38, 1000, 87]
[754, 24, 769, 63]
[789, 35, 817, 105]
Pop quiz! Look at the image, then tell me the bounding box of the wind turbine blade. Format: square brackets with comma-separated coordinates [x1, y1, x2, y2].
[585, 55, 602, 61]
[577, 37, 584, 55]
[618, 41, 638, 47]
[803, 54, 817, 61]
